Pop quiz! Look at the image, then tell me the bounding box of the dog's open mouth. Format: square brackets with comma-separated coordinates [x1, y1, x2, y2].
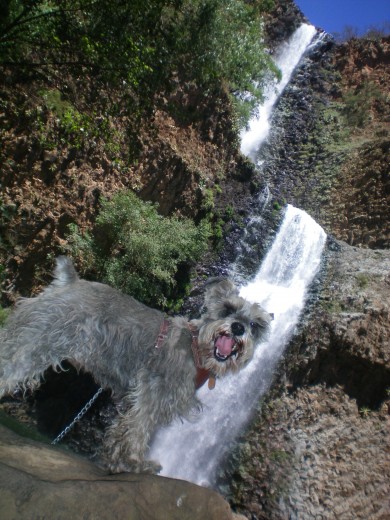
[214, 334, 239, 362]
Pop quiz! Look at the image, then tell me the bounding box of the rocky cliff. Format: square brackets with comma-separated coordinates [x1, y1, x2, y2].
[0, 1, 389, 519]
[260, 33, 389, 249]
[0, 75, 254, 301]
[221, 7, 390, 520]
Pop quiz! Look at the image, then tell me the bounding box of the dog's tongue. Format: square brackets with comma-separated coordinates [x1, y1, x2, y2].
[215, 335, 235, 356]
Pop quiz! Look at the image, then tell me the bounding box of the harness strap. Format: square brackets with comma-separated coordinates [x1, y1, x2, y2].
[155, 319, 215, 390]
[195, 367, 214, 390]
[187, 323, 215, 390]
[155, 318, 170, 349]
[187, 323, 201, 367]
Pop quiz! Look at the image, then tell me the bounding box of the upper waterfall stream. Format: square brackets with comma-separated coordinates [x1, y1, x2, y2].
[149, 23, 327, 487]
[240, 23, 316, 161]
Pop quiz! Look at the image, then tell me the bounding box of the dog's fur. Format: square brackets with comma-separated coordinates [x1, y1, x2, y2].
[0, 256, 272, 473]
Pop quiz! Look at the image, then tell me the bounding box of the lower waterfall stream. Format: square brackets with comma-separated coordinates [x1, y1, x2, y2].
[149, 205, 326, 486]
[149, 22, 327, 487]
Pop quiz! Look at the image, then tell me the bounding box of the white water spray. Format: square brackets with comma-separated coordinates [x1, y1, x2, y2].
[149, 22, 326, 487]
[149, 206, 326, 486]
[240, 24, 316, 161]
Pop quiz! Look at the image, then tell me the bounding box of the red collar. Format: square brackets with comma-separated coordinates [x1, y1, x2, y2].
[155, 319, 215, 390]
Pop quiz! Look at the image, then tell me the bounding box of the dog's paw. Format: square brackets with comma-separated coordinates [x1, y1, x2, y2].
[139, 459, 162, 475]
[107, 458, 162, 475]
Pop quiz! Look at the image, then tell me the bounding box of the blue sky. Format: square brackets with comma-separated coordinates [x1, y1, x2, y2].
[295, 0, 390, 36]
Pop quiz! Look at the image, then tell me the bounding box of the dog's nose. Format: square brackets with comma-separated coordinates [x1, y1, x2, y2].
[231, 322, 245, 336]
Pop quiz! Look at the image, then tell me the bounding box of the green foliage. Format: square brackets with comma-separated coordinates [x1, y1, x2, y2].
[167, 0, 277, 125]
[224, 205, 235, 221]
[0, 305, 10, 327]
[0, 1, 275, 123]
[66, 191, 210, 308]
[270, 449, 290, 463]
[359, 406, 371, 419]
[212, 216, 224, 247]
[0, 410, 51, 443]
[33, 88, 125, 158]
[356, 273, 369, 289]
[0, 196, 16, 224]
[320, 300, 343, 314]
[169, 0, 274, 89]
[342, 81, 384, 128]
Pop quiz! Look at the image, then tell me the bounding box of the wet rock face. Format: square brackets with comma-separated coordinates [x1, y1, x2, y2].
[263, 0, 307, 49]
[237, 385, 389, 520]
[258, 33, 339, 217]
[225, 241, 390, 519]
[259, 34, 389, 249]
[287, 242, 390, 408]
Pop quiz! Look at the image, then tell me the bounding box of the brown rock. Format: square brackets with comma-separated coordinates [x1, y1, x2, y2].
[0, 425, 235, 520]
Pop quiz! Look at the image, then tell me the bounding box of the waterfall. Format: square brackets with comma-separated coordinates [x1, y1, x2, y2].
[149, 206, 326, 486]
[240, 23, 317, 162]
[149, 22, 326, 488]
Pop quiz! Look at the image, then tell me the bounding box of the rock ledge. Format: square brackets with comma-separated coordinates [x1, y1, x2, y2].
[0, 424, 237, 520]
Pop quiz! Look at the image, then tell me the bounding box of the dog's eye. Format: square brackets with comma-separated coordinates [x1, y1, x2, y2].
[250, 321, 263, 333]
[222, 303, 236, 317]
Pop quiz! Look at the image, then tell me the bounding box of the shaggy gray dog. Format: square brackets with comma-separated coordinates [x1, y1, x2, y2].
[0, 256, 272, 473]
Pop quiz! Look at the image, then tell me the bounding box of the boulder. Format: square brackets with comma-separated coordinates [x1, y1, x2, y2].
[0, 424, 236, 520]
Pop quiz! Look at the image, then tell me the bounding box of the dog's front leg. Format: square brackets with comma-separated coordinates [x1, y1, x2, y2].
[102, 369, 176, 474]
[102, 402, 162, 474]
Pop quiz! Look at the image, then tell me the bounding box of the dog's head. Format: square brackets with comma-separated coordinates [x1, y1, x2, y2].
[191, 278, 272, 377]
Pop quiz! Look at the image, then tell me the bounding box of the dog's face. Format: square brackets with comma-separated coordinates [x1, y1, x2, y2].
[192, 279, 272, 377]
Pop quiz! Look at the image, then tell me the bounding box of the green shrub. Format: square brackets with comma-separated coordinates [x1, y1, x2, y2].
[342, 81, 383, 128]
[0, 1, 275, 126]
[0, 305, 10, 327]
[66, 191, 210, 308]
[356, 273, 369, 289]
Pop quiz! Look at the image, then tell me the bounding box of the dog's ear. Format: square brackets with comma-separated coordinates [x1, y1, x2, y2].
[203, 278, 239, 305]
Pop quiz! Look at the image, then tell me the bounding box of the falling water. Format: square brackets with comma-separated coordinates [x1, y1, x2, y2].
[149, 23, 326, 487]
[240, 23, 317, 162]
[149, 206, 326, 486]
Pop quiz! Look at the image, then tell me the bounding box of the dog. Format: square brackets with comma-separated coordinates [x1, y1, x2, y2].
[0, 256, 272, 473]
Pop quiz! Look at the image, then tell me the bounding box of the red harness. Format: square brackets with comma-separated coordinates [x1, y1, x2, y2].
[155, 319, 215, 390]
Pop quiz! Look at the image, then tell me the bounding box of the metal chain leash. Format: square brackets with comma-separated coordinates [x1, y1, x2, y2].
[51, 387, 104, 445]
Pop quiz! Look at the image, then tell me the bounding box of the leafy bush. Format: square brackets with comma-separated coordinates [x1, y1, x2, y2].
[0, 306, 10, 327]
[0, 1, 275, 123]
[343, 81, 383, 127]
[164, 0, 277, 125]
[66, 191, 210, 308]
[167, 0, 275, 88]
